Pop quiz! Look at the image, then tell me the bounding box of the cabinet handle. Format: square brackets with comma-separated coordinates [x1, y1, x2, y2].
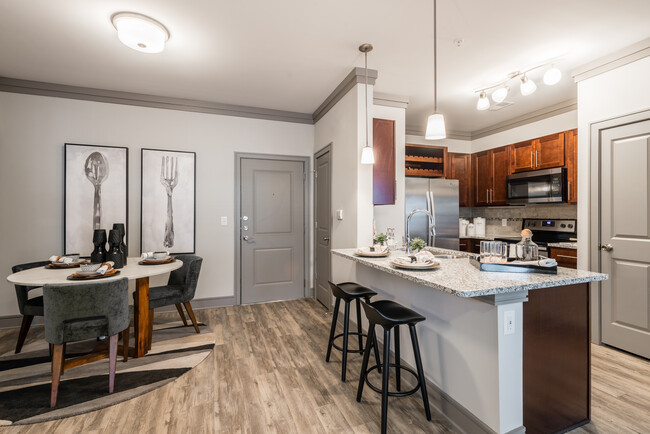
[530, 151, 533, 168]
[489, 189, 493, 203]
[535, 150, 538, 167]
[556, 254, 577, 259]
[568, 181, 571, 202]
[486, 189, 489, 203]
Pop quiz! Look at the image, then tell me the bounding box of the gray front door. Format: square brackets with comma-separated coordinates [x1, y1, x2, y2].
[314, 148, 331, 309]
[600, 119, 650, 359]
[240, 158, 305, 304]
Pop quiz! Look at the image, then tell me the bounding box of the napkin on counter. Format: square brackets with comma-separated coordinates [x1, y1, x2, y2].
[393, 251, 439, 266]
[96, 261, 114, 274]
[358, 245, 388, 253]
[49, 255, 74, 264]
[512, 258, 557, 268]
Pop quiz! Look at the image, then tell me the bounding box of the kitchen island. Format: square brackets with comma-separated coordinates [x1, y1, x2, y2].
[331, 248, 607, 434]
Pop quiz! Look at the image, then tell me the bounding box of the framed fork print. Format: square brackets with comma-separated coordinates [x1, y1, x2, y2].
[65, 143, 128, 256]
[141, 149, 196, 254]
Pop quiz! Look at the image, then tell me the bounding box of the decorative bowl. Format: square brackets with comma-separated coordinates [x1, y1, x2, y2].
[80, 263, 102, 272]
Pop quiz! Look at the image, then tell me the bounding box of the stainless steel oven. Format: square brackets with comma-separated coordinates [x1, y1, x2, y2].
[506, 168, 567, 204]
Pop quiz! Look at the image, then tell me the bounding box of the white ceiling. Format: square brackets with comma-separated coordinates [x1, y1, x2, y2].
[1, 0, 649, 134]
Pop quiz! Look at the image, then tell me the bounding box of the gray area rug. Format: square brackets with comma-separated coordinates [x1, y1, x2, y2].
[0, 320, 215, 425]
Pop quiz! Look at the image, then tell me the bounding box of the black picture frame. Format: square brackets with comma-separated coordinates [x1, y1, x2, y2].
[140, 148, 196, 254]
[64, 143, 129, 256]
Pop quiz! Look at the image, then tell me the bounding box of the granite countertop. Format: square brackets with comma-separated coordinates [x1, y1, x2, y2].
[547, 242, 578, 250]
[460, 235, 520, 240]
[332, 248, 606, 298]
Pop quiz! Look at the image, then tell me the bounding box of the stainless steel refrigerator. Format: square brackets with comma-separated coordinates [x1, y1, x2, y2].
[405, 178, 459, 250]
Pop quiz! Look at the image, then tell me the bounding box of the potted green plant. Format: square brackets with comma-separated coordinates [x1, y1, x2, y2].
[373, 233, 388, 246]
[410, 237, 426, 253]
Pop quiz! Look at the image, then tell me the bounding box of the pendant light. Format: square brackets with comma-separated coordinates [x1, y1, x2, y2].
[359, 43, 375, 165]
[425, 0, 446, 140]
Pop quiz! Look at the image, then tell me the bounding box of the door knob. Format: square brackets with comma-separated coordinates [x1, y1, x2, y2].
[600, 244, 613, 252]
[323, 237, 330, 242]
[243, 235, 250, 241]
[242, 216, 248, 221]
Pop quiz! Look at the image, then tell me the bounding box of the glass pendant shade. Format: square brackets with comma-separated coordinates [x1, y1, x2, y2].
[520, 75, 537, 96]
[491, 86, 508, 103]
[361, 146, 375, 164]
[425, 113, 447, 140]
[476, 92, 490, 110]
[543, 67, 562, 85]
[112, 13, 169, 53]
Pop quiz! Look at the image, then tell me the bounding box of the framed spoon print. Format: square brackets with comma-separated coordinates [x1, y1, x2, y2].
[64, 143, 128, 256]
[141, 149, 196, 254]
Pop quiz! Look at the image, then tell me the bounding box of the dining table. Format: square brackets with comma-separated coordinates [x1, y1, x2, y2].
[6, 257, 183, 359]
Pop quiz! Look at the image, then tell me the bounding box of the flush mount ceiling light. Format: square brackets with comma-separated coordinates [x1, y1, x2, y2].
[520, 75, 537, 96]
[359, 43, 375, 165]
[543, 66, 562, 85]
[425, 0, 446, 140]
[473, 58, 564, 111]
[476, 91, 490, 110]
[111, 12, 169, 54]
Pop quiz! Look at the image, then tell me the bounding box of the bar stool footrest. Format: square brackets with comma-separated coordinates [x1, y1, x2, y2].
[364, 363, 421, 397]
[331, 332, 368, 354]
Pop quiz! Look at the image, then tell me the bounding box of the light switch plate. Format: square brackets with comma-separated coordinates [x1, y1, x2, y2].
[220, 216, 228, 226]
[502, 219, 508, 227]
[336, 210, 343, 220]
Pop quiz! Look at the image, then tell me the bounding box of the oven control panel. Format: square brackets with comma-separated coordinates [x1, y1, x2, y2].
[523, 219, 576, 233]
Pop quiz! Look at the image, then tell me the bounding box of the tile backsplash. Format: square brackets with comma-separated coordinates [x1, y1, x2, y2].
[460, 204, 577, 237]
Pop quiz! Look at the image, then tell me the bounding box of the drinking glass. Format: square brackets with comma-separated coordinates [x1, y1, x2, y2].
[492, 241, 508, 264]
[480, 241, 490, 263]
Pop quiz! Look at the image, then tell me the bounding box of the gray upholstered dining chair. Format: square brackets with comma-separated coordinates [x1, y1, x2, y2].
[12, 260, 51, 353]
[43, 278, 131, 408]
[135, 254, 203, 334]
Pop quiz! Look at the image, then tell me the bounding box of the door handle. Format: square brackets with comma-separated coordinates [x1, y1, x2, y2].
[535, 150, 538, 167]
[486, 190, 489, 203]
[323, 237, 330, 242]
[599, 244, 613, 252]
[490, 189, 493, 203]
[567, 181, 571, 202]
[530, 151, 533, 168]
[242, 235, 250, 241]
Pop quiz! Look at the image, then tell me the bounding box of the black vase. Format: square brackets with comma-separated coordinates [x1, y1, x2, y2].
[106, 229, 124, 269]
[90, 229, 107, 263]
[112, 223, 128, 265]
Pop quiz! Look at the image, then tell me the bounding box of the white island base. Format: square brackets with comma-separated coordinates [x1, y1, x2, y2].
[332, 249, 607, 434]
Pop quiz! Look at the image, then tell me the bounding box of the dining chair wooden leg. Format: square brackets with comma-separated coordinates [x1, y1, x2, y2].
[15, 315, 33, 354]
[183, 302, 200, 334]
[175, 304, 188, 326]
[50, 344, 64, 407]
[109, 334, 118, 393]
[61, 343, 66, 375]
[121, 327, 129, 362]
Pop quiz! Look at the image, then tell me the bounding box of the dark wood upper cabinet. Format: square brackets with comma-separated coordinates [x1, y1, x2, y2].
[491, 146, 510, 205]
[565, 129, 577, 204]
[373, 118, 395, 205]
[535, 132, 565, 170]
[511, 140, 536, 173]
[511, 133, 565, 173]
[447, 153, 471, 207]
[404, 144, 447, 178]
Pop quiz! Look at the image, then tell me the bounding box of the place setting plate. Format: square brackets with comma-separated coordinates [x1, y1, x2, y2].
[46, 259, 90, 269]
[354, 247, 390, 258]
[67, 269, 121, 280]
[390, 257, 440, 270]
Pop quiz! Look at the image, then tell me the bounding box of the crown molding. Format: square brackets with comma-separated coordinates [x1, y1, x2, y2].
[312, 67, 378, 123]
[373, 91, 409, 109]
[572, 38, 650, 83]
[0, 76, 314, 124]
[405, 128, 473, 141]
[470, 99, 577, 140]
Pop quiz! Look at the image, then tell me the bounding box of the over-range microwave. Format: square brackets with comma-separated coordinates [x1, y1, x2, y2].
[506, 168, 567, 204]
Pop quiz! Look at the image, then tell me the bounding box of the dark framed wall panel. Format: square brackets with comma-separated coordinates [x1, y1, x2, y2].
[372, 118, 395, 205]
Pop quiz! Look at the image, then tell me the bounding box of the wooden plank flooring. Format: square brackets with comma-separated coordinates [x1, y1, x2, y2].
[1, 298, 649, 433]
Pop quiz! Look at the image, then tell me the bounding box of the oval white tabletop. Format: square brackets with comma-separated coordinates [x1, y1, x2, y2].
[6, 257, 183, 286]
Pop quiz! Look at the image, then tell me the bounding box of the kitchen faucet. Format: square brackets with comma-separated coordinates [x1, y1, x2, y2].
[406, 209, 435, 254]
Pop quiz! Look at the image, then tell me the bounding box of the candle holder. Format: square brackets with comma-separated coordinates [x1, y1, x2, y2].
[112, 223, 127, 265]
[106, 229, 124, 269]
[90, 229, 107, 263]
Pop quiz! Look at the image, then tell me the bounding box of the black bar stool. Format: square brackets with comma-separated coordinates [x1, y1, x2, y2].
[356, 300, 431, 434]
[326, 281, 381, 381]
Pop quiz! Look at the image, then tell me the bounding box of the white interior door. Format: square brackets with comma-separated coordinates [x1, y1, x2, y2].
[600, 119, 650, 359]
[314, 149, 331, 309]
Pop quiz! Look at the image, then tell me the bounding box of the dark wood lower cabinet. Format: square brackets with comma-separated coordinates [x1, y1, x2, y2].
[523, 283, 590, 434]
[549, 247, 577, 269]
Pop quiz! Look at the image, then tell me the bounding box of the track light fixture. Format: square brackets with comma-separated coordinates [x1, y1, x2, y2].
[473, 59, 564, 110]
